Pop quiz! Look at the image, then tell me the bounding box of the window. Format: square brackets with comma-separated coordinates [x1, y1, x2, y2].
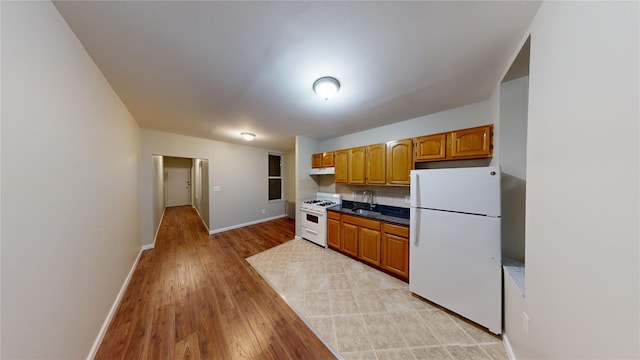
[268, 153, 282, 201]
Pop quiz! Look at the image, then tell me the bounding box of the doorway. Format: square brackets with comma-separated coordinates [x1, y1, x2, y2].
[151, 155, 210, 231]
[166, 167, 191, 207]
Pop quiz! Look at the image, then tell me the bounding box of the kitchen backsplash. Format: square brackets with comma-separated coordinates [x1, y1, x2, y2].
[318, 183, 410, 208]
[298, 178, 320, 201]
[307, 176, 410, 208]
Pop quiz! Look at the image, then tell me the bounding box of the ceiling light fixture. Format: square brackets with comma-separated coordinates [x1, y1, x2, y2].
[241, 132, 255, 141]
[313, 76, 340, 101]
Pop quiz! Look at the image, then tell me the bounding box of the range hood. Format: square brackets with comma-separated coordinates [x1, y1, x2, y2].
[309, 167, 335, 175]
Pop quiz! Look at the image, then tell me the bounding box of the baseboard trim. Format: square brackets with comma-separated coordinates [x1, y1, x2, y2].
[86, 247, 145, 359]
[503, 333, 517, 360]
[147, 207, 166, 249]
[209, 214, 286, 235]
[192, 205, 210, 232]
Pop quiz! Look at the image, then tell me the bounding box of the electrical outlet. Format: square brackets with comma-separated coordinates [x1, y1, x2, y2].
[261, 209, 265, 214]
[523, 312, 530, 336]
[405, 196, 411, 203]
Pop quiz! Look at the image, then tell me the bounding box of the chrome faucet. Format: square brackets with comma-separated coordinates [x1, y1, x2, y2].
[361, 190, 374, 209]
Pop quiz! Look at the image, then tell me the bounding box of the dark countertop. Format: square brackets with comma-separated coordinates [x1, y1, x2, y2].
[327, 201, 410, 226]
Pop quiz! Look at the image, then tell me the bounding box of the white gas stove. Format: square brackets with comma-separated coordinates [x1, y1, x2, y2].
[300, 192, 341, 247]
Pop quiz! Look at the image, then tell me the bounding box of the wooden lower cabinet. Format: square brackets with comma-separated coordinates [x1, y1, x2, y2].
[359, 227, 382, 266]
[327, 211, 341, 250]
[381, 223, 409, 280]
[341, 222, 359, 257]
[331, 212, 408, 282]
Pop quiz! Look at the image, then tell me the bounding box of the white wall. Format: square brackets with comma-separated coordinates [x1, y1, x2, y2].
[140, 130, 285, 245]
[284, 150, 296, 202]
[295, 135, 321, 236]
[200, 159, 210, 229]
[500, 76, 528, 261]
[1, 2, 141, 358]
[283, 150, 296, 218]
[519, 2, 639, 358]
[151, 155, 165, 244]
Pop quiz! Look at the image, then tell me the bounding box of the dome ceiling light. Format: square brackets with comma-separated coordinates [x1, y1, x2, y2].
[313, 76, 340, 101]
[241, 132, 255, 141]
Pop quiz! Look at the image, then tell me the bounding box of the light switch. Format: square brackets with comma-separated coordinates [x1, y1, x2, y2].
[213, 186, 221, 192]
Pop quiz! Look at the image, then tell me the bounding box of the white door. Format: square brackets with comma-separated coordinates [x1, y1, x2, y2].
[166, 167, 191, 207]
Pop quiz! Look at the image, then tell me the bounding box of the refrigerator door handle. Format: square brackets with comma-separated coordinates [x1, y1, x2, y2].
[410, 172, 418, 208]
[410, 207, 420, 246]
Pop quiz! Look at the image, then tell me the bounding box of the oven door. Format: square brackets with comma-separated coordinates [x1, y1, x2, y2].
[301, 208, 325, 233]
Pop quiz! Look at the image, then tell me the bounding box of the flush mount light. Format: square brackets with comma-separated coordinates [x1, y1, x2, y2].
[313, 76, 340, 101]
[241, 132, 255, 141]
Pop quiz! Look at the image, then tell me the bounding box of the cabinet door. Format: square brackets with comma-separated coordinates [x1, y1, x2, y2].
[322, 152, 335, 167]
[382, 232, 409, 280]
[359, 227, 381, 266]
[341, 222, 359, 257]
[327, 217, 341, 250]
[348, 147, 366, 184]
[414, 133, 447, 162]
[366, 144, 386, 184]
[449, 125, 493, 160]
[386, 139, 413, 185]
[312, 153, 323, 168]
[335, 150, 349, 183]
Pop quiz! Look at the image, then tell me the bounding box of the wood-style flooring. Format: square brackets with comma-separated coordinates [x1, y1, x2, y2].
[96, 206, 336, 359]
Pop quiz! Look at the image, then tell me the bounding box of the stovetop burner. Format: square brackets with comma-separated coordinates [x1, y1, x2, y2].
[303, 199, 337, 207]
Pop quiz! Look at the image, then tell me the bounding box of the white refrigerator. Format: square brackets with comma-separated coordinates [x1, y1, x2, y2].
[409, 166, 502, 334]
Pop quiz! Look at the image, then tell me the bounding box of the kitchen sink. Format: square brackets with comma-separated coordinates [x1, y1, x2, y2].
[351, 208, 380, 217]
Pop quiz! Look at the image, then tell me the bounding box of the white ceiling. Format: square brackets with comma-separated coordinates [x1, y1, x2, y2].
[53, 1, 540, 151]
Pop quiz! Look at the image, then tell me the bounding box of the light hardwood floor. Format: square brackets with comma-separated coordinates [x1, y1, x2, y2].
[95, 206, 336, 359]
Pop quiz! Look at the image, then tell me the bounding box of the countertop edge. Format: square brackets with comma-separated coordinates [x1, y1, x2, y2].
[327, 206, 410, 226]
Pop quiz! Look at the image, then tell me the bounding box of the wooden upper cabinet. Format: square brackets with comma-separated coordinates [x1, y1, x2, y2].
[414, 124, 494, 162]
[322, 152, 335, 167]
[449, 125, 493, 160]
[334, 150, 348, 183]
[311, 153, 323, 168]
[348, 147, 367, 184]
[312, 152, 335, 168]
[386, 139, 413, 185]
[414, 133, 447, 162]
[366, 144, 386, 184]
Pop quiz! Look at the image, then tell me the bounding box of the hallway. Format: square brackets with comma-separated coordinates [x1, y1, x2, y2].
[96, 206, 335, 359]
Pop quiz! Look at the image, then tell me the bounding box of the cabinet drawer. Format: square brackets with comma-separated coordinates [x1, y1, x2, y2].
[342, 214, 380, 230]
[328, 210, 341, 220]
[382, 223, 409, 238]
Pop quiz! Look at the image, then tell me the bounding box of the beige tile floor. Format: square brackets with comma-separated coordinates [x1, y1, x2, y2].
[247, 239, 508, 360]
